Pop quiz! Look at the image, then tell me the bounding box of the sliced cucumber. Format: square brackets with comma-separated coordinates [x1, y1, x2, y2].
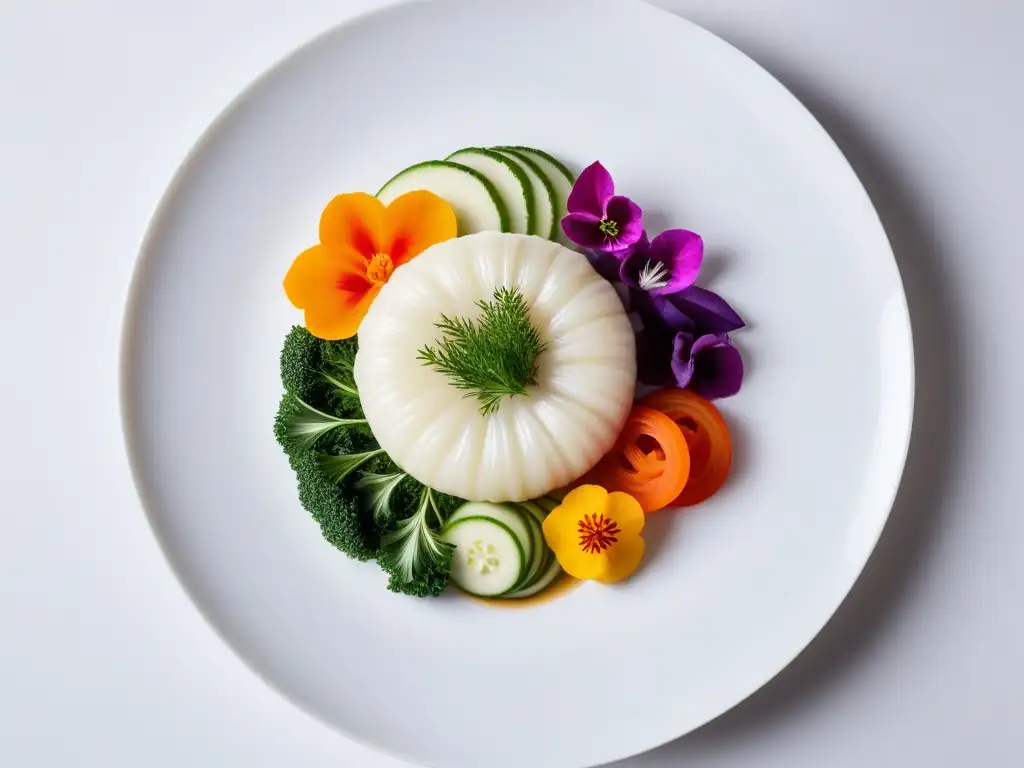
[505, 502, 563, 599]
[513, 502, 547, 588]
[495, 146, 574, 225]
[490, 148, 558, 240]
[447, 501, 533, 590]
[505, 555, 564, 599]
[534, 495, 561, 513]
[518, 500, 548, 525]
[446, 148, 534, 235]
[377, 160, 510, 235]
[442, 516, 524, 597]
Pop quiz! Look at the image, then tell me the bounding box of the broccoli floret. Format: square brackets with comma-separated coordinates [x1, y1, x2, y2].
[279, 326, 362, 419]
[280, 326, 328, 404]
[275, 327, 457, 595]
[275, 389, 383, 559]
[431, 488, 463, 524]
[288, 446, 376, 561]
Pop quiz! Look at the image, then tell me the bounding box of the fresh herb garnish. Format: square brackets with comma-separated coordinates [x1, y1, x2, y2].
[279, 396, 367, 452]
[417, 286, 548, 415]
[317, 449, 386, 485]
[275, 326, 463, 596]
[380, 487, 455, 583]
[356, 470, 409, 526]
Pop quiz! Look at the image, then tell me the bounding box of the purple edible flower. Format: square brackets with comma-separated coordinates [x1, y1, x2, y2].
[632, 284, 745, 335]
[561, 161, 644, 253]
[636, 325, 744, 400]
[619, 229, 704, 297]
[671, 333, 744, 400]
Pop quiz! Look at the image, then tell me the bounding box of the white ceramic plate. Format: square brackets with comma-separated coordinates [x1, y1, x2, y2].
[121, 1, 914, 766]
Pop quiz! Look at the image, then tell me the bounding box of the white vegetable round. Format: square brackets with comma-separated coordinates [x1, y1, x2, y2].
[355, 232, 636, 502]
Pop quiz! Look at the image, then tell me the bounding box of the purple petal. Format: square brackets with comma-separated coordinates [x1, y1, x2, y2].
[584, 249, 624, 282]
[602, 195, 644, 251]
[670, 285, 746, 334]
[619, 243, 651, 290]
[645, 229, 703, 296]
[566, 161, 614, 217]
[625, 230, 651, 253]
[669, 332, 697, 388]
[631, 290, 696, 332]
[560, 212, 606, 249]
[689, 336, 744, 399]
[635, 326, 676, 387]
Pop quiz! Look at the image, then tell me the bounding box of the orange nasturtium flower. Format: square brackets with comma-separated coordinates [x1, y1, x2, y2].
[541, 485, 646, 583]
[283, 190, 457, 339]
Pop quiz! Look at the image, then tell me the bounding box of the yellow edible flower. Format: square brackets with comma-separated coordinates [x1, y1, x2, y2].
[541, 485, 645, 583]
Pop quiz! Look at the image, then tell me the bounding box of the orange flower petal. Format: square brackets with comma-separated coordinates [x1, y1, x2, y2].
[283, 244, 366, 310]
[320, 193, 385, 259]
[303, 282, 382, 340]
[383, 190, 458, 266]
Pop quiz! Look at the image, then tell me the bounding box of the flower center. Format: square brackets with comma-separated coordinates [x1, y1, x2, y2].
[598, 218, 620, 238]
[577, 513, 622, 554]
[366, 252, 394, 284]
[637, 259, 670, 291]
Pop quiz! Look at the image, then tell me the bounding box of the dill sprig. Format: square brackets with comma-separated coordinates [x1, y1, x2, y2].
[417, 286, 548, 415]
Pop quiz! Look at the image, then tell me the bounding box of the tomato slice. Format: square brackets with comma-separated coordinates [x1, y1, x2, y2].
[582, 405, 690, 513]
[640, 389, 732, 506]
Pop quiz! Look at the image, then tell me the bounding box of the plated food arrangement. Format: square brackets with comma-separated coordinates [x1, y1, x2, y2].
[275, 146, 747, 601]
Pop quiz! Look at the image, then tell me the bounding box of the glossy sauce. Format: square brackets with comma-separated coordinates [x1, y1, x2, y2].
[468, 572, 582, 609]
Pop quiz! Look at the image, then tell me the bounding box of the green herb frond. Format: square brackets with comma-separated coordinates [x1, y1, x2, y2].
[317, 448, 385, 485]
[278, 396, 367, 452]
[322, 368, 358, 397]
[355, 470, 409, 526]
[417, 285, 548, 415]
[380, 488, 455, 583]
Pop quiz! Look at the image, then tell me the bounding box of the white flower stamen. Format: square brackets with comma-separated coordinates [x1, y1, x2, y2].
[637, 259, 670, 291]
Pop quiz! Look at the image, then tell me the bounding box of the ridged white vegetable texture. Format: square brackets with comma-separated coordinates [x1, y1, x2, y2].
[355, 232, 636, 503]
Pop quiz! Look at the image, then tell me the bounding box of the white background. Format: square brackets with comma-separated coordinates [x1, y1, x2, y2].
[1, 0, 1020, 766]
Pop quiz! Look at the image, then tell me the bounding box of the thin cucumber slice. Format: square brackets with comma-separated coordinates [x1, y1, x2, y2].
[377, 160, 510, 235]
[504, 551, 564, 599]
[514, 149, 574, 246]
[495, 146, 574, 227]
[442, 516, 524, 597]
[518, 499, 548, 524]
[496, 147, 574, 186]
[506, 499, 560, 597]
[534, 496, 561, 513]
[446, 148, 534, 235]
[490, 148, 558, 240]
[447, 502, 533, 584]
[512, 502, 547, 589]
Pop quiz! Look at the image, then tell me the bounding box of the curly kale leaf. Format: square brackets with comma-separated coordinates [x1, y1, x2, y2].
[275, 327, 458, 595]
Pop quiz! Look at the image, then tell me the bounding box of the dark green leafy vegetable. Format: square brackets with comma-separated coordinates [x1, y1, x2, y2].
[318, 449, 386, 484]
[274, 326, 460, 596]
[277, 396, 367, 453]
[356, 471, 409, 526]
[286, 440, 376, 560]
[380, 488, 456, 583]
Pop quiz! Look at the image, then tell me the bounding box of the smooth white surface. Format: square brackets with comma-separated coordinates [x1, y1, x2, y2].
[120, 1, 910, 765]
[357, 233, 636, 502]
[1, 2, 1020, 768]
